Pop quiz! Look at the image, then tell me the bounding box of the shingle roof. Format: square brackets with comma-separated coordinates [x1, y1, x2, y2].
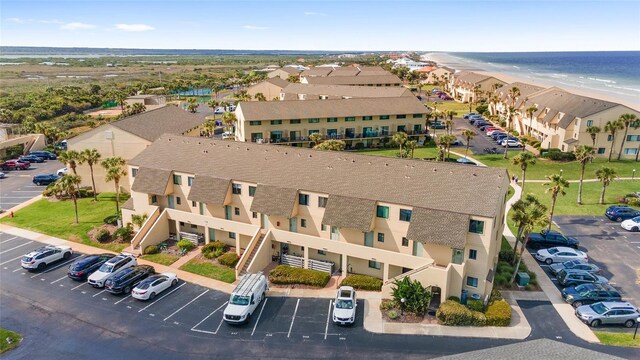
[407, 208, 469, 248]
[187, 176, 230, 206]
[111, 106, 205, 142]
[274, 67, 301, 74]
[265, 77, 289, 88]
[454, 71, 500, 85]
[542, 109, 559, 123]
[558, 113, 576, 128]
[129, 135, 509, 218]
[528, 87, 621, 121]
[250, 184, 298, 218]
[301, 68, 334, 77]
[237, 97, 427, 121]
[495, 82, 545, 99]
[321, 195, 376, 232]
[130, 167, 171, 195]
[281, 83, 412, 99]
[328, 68, 360, 77]
[304, 75, 402, 86]
[122, 197, 134, 210]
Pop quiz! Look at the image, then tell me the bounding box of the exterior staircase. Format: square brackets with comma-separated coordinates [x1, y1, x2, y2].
[240, 233, 266, 274]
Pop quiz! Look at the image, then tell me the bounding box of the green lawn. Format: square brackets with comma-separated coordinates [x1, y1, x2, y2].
[0, 193, 129, 253]
[356, 145, 460, 160]
[424, 101, 472, 117]
[140, 253, 180, 266]
[594, 331, 640, 348]
[180, 258, 236, 283]
[0, 328, 21, 354]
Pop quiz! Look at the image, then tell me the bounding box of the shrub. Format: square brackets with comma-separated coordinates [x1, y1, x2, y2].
[387, 310, 399, 320]
[340, 274, 383, 291]
[103, 214, 120, 225]
[380, 299, 395, 311]
[490, 289, 503, 303]
[210, 241, 226, 250]
[202, 242, 227, 259]
[391, 277, 432, 315]
[498, 250, 514, 263]
[269, 265, 330, 287]
[354, 142, 365, 150]
[436, 300, 486, 326]
[177, 239, 196, 252]
[541, 149, 576, 161]
[78, 188, 94, 199]
[466, 299, 485, 312]
[144, 245, 160, 255]
[218, 252, 240, 267]
[627, 197, 640, 207]
[447, 296, 460, 303]
[475, 104, 488, 115]
[485, 299, 512, 326]
[114, 226, 133, 241]
[95, 228, 111, 243]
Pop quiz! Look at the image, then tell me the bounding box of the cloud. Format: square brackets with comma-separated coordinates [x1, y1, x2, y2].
[304, 12, 327, 16]
[6, 17, 34, 24]
[115, 23, 155, 32]
[60, 22, 96, 30]
[242, 25, 269, 30]
[39, 19, 64, 24]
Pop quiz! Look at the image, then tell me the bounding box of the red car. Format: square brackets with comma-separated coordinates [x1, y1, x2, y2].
[1, 160, 30, 171]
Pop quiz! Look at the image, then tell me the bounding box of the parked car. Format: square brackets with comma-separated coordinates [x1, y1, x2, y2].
[562, 283, 621, 307]
[19, 155, 45, 163]
[214, 107, 225, 114]
[430, 122, 446, 129]
[54, 140, 68, 150]
[527, 229, 579, 249]
[456, 158, 477, 165]
[1, 160, 30, 171]
[67, 254, 115, 281]
[29, 150, 57, 160]
[549, 259, 600, 276]
[87, 253, 137, 288]
[222, 132, 234, 140]
[492, 132, 508, 140]
[486, 129, 503, 136]
[500, 139, 523, 148]
[621, 216, 640, 232]
[57, 167, 68, 176]
[0, 171, 5, 179]
[605, 206, 640, 222]
[439, 95, 453, 101]
[416, 95, 423, 101]
[21, 245, 72, 271]
[463, 113, 478, 119]
[556, 269, 608, 287]
[333, 286, 357, 325]
[105, 265, 155, 295]
[223, 272, 268, 324]
[535, 246, 587, 264]
[32, 174, 60, 186]
[132, 273, 179, 300]
[432, 88, 443, 94]
[576, 302, 640, 328]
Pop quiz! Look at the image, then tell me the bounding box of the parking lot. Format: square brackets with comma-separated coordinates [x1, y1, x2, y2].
[0, 232, 365, 343]
[0, 159, 62, 210]
[451, 117, 523, 156]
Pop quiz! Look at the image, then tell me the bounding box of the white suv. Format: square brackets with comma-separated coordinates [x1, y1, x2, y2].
[21, 245, 72, 271]
[333, 286, 357, 325]
[87, 253, 137, 288]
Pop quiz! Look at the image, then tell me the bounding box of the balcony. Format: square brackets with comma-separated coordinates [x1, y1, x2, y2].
[251, 130, 428, 144]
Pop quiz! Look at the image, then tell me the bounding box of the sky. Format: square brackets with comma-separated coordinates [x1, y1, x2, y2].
[1, 0, 639, 52]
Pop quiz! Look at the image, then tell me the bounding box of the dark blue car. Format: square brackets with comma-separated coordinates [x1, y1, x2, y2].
[29, 151, 57, 160]
[67, 254, 115, 281]
[32, 174, 59, 186]
[605, 206, 640, 222]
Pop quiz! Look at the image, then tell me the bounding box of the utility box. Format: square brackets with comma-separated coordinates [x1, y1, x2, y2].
[516, 272, 530, 287]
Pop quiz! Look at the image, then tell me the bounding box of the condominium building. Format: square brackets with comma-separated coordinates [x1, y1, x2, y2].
[267, 67, 301, 80]
[279, 83, 413, 100]
[234, 97, 429, 147]
[124, 134, 509, 301]
[449, 71, 506, 103]
[301, 75, 403, 87]
[246, 77, 289, 101]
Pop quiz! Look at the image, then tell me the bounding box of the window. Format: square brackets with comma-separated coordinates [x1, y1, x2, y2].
[176, 197, 181, 205]
[363, 116, 372, 121]
[627, 135, 640, 141]
[179, 221, 185, 227]
[469, 220, 485, 234]
[251, 133, 263, 141]
[308, 118, 320, 123]
[229, 232, 236, 239]
[249, 121, 262, 126]
[624, 148, 639, 155]
[308, 129, 319, 135]
[234, 207, 240, 216]
[345, 116, 356, 122]
[318, 196, 328, 208]
[466, 276, 478, 288]
[199, 202, 204, 215]
[380, 115, 390, 120]
[396, 114, 406, 119]
[376, 205, 389, 218]
[469, 249, 478, 260]
[402, 237, 409, 247]
[586, 120, 593, 127]
[413, 114, 423, 118]
[399, 209, 412, 222]
[249, 186, 256, 197]
[597, 147, 606, 154]
[232, 183, 242, 195]
[318, 250, 326, 255]
[299, 193, 309, 205]
[187, 176, 194, 186]
[452, 249, 464, 264]
[607, 134, 613, 141]
[368, 260, 381, 270]
[377, 232, 385, 242]
[270, 120, 282, 125]
[173, 175, 182, 185]
[191, 224, 198, 229]
[132, 168, 138, 177]
[151, 195, 157, 204]
[321, 224, 327, 231]
[191, 201, 196, 207]
[327, 117, 338, 123]
[290, 119, 301, 124]
[252, 211, 258, 219]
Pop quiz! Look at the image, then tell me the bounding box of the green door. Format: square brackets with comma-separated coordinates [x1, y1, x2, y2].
[208, 227, 216, 241]
[364, 231, 374, 247]
[225, 205, 232, 220]
[330, 226, 339, 240]
[261, 214, 268, 229]
[289, 218, 297, 233]
[168, 195, 175, 209]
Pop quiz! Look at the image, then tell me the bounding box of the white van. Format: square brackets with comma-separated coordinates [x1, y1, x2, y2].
[223, 272, 268, 324]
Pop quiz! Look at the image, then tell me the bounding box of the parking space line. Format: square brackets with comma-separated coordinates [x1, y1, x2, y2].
[287, 299, 300, 338]
[71, 282, 88, 291]
[1, 255, 24, 266]
[251, 299, 268, 336]
[163, 289, 209, 321]
[138, 282, 187, 313]
[214, 318, 224, 334]
[0, 237, 18, 245]
[324, 300, 332, 340]
[50, 275, 68, 284]
[30, 257, 77, 278]
[115, 295, 132, 304]
[12, 267, 22, 272]
[0, 241, 33, 255]
[93, 289, 107, 297]
[192, 301, 228, 333]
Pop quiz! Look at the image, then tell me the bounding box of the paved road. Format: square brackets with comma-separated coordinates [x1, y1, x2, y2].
[0, 159, 62, 210]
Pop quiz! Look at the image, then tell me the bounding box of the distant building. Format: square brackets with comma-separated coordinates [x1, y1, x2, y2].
[267, 67, 301, 80]
[301, 75, 403, 87]
[125, 94, 166, 110]
[279, 83, 413, 100]
[246, 78, 289, 101]
[449, 71, 506, 103]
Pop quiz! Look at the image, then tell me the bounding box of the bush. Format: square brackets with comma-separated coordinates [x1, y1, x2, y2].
[490, 289, 503, 303]
[202, 242, 227, 259]
[387, 310, 399, 320]
[78, 188, 94, 199]
[475, 104, 488, 115]
[210, 241, 227, 250]
[627, 197, 640, 207]
[114, 226, 133, 241]
[498, 250, 514, 263]
[541, 149, 576, 161]
[103, 214, 120, 225]
[218, 252, 240, 267]
[340, 274, 383, 291]
[447, 296, 460, 303]
[380, 299, 395, 311]
[269, 265, 330, 287]
[436, 300, 486, 326]
[177, 239, 196, 252]
[354, 142, 365, 150]
[466, 299, 485, 312]
[144, 245, 160, 255]
[95, 228, 111, 243]
[391, 277, 432, 315]
[485, 299, 512, 326]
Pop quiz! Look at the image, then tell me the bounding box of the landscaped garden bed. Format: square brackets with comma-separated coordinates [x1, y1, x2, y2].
[340, 274, 383, 291]
[379, 277, 434, 323]
[179, 258, 236, 283]
[0, 328, 22, 354]
[268, 265, 331, 288]
[435, 290, 511, 327]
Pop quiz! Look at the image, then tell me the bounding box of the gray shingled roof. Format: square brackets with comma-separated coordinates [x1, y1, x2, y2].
[237, 97, 427, 121]
[454, 71, 498, 85]
[130, 167, 172, 195]
[281, 83, 412, 99]
[301, 68, 334, 77]
[558, 113, 576, 128]
[121, 197, 134, 210]
[304, 75, 402, 86]
[407, 208, 469, 248]
[250, 184, 298, 218]
[542, 109, 559, 123]
[129, 135, 509, 218]
[321, 195, 376, 232]
[111, 106, 205, 142]
[528, 87, 620, 120]
[187, 176, 230, 206]
[265, 77, 289, 88]
[328, 68, 360, 77]
[495, 82, 545, 99]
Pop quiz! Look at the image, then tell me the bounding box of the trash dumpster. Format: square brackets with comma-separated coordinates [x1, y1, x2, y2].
[516, 272, 530, 287]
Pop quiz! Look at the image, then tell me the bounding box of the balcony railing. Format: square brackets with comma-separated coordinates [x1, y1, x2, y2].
[251, 130, 428, 143]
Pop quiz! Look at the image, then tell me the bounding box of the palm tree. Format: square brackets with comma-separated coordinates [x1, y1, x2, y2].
[461, 129, 475, 159]
[79, 148, 101, 201]
[114, 91, 128, 111]
[58, 150, 81, 176]
[392, 132, 408, 158]
[447, 110, 455, 122]
[59, 174, 81, 224]
[510, 195, 548, 283]
[207, 99, 220, 115]
[507, 87, 520, 129]
[101, 157, 127, 218]
[472, 84, 481, 105]
[438, 134, 457, 160]
[604, 120, 624, 161]
[406, 140, 417, 158]
[616, 113, 638, 160]
[586, 126, 601, 148]
[254, 92, 267, 101]
[574, 145, 595, 205]
[222, 112, 237, 132]
[236, 90, 251, 102]
[595, 167, 617, 204]
[525, 105, 537, 135]
[543, 174, 569, 231]
[444, 119, 454, 135]
[511, 152, 536, 194]
[424, 112, 433, 136]
[186, 97, 198, 113]
[309, 132, 323, 146]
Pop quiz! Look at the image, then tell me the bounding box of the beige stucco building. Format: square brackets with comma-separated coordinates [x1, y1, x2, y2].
[246, 78, 289, 101]
[449, 71, 506, 103]
[267, 67, 301, 80]
[279, 83, 414, 100]
[123, 134, 509, 302]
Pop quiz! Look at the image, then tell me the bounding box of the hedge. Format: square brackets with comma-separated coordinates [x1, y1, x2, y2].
[177, 239, 196, 252]
[340, 274, 383, 291]
[218, 252, 240, 267]
[202, 242, 226, 259]
[269, 265, 330, 288]
[466, 299, 484, 312]
[95, 228, 111, 243]
[143, 245, 160, 255]
[436, 300, 486, 326]
[486, 299, 512, 326]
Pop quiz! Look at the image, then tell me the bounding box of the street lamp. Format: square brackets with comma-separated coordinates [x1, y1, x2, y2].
[560, 169, 564, 176]
[633, 169, 636, 180]
[400, 298, 406, 316]
[634, 316, 640, 339]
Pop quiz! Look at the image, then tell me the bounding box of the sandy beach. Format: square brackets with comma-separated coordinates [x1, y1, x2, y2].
[423, 53, 640, 111]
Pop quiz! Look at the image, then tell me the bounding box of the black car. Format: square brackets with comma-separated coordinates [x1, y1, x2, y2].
[29, 151, 57, 160]
[605, 206, 640, 222]
[527, 229, 579, 249]
[32, 174, 60, 186]
[105, 265, 155, 294]
[67, 254, 115, 281]
[19, 155, 45, 163]
[561, 283, 621, 307]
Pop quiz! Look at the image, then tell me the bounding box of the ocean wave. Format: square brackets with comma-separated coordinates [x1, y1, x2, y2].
[587, 77, 617, 84]
[604, 84, 640, 93]
[551, 73, 568, 78]
[512, 66, 520, 69]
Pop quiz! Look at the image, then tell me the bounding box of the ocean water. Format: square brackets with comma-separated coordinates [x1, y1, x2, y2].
[428, 51, 640, 106]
